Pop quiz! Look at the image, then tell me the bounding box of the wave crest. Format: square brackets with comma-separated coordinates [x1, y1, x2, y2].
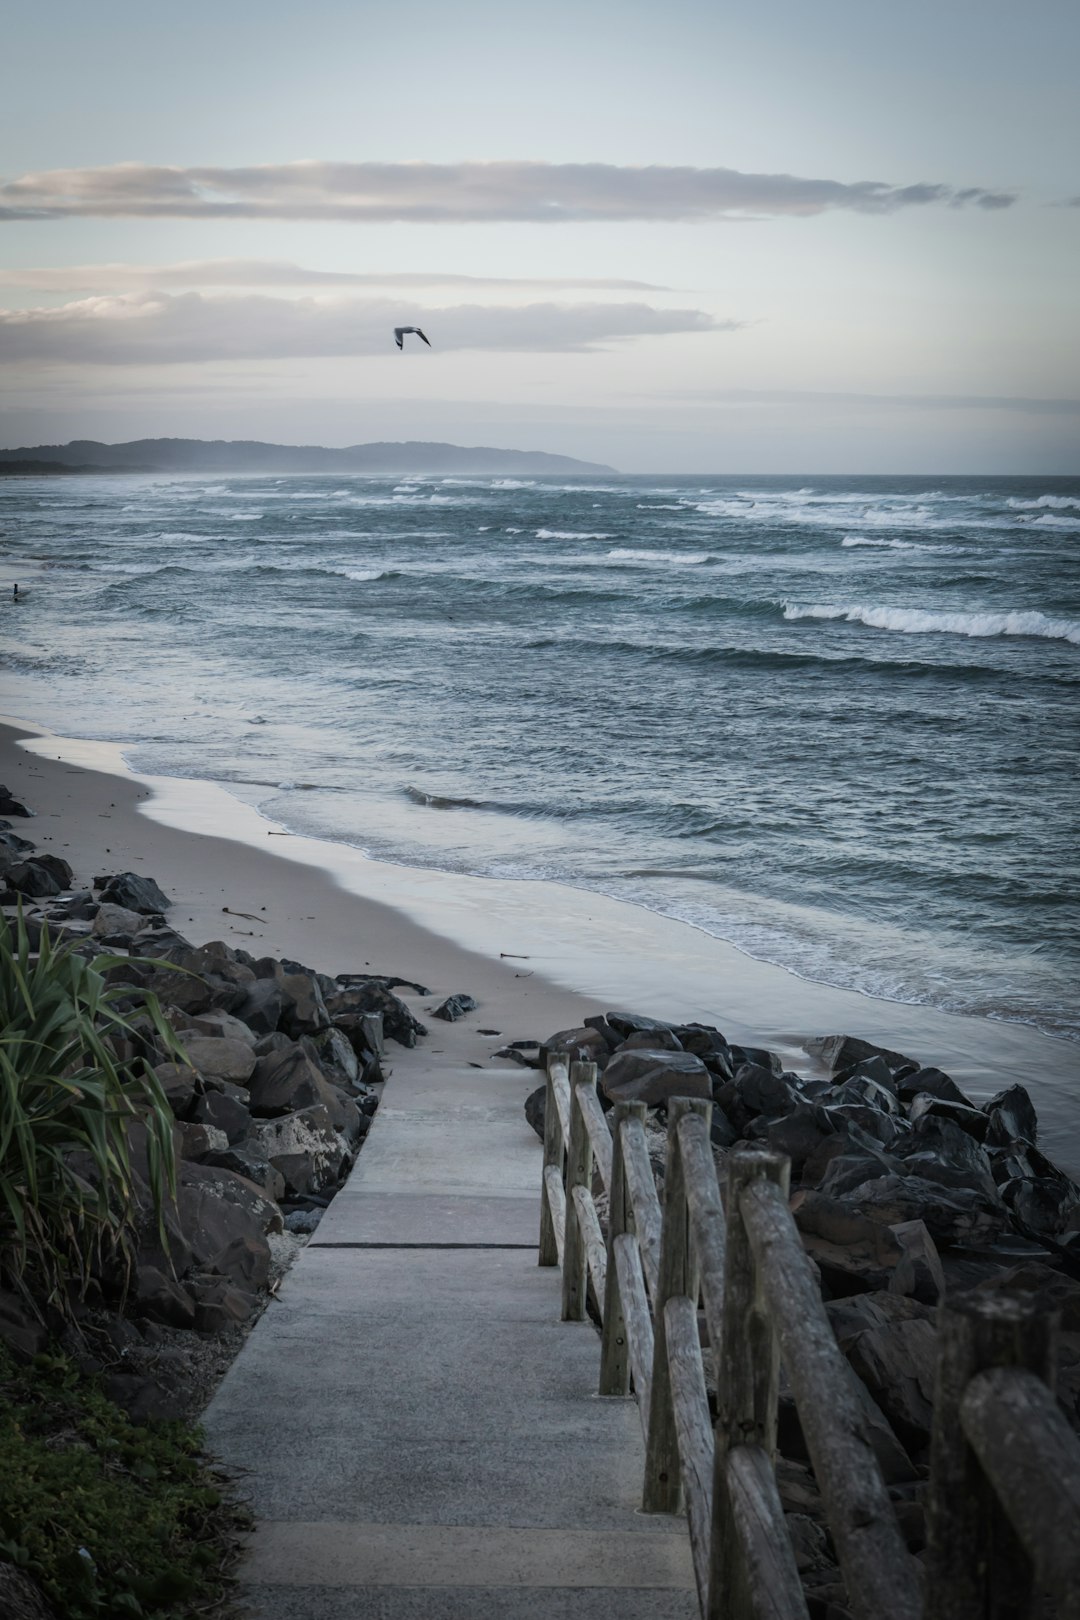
[783, 602, 1080, 644]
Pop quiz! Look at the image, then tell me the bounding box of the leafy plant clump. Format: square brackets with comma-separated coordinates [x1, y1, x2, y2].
[0, 1345, 249, 1617]
[0, 910, 184, 1315]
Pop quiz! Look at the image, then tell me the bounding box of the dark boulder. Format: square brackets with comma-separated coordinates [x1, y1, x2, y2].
[325, 980, 427, 1047]
[895, 1066, 972, 1107]
[827, 1292, 937, 1454]
[0, 785, 32, 817]
[432, 992, 478, 1022]
[277, 970, 331, 1038]
[728, 1044, 784, 1076]
[982, 1083, 1038, 1146]
[204, 1141, 285, 1202]
[1, 857, 71, 899]
[908, 1094, 989, 1140]
[180, 1034, 257, 1084]
[601, 1047, 711, 1107]
[616, 1026, 683, 1053]
[254, 1105, 351, 1197]
[605, 1010, 675, 1040]
[191, 1279, 260, 1335]
[524, 1085, 546, 1141]
[541, 1025, 612, 1068]
[804, 1034, 914, 1074]
[582, 1015, 622, 1050]
[734, 1062, 802, 1119]
[765, 1105, 838, 1178]
[98, 870, 172, 913]
[192, 1088, 252, 1144]
[897, 1115, 1000, 1202]
[132, 1264, 196, 1329]
[232, 976, 285, 1036]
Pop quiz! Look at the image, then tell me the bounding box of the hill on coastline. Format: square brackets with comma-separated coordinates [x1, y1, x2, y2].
[0, 437, 615, 477]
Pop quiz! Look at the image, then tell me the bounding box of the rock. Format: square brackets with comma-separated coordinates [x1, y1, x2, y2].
[805, 1034, 915, 1074]
[192, 1088, 252, 1144]
[0, 785, 32, 817]
[176, 1121, 229, 1161]
[248, 1040, 353, 1127]
[674, 1024, 735, 1080]
[178, 1034, 257, 1084]
[982, 1082, 1038, 1145]
[973, 1262, 1080, 1331]
[764, 1106, 838, 1178]
[278, 970, 331, 1037]
[431, 992, 478, 1022]
[616, 1026, 683, 1053]
[1003, 1176, 1080, 1239]
[325, 980, 427, 1047]
[177, 1159, 281, 1279]
[284, 1208, 323, 1235]
[132, 1263, 196, 1328]
[907, 1094, 989, 1140]
[840, 1054, 898, 1091]
[601, 1048, 711, 1107]
[98, 870, 172, 913]
[1, 856, 71, 899]
[827, 1292, 937, 1452]
[582, 1015, 622, 1049]
[330, 1014, 385, 1081]
[232, 975, 286, 1036]
[183, 1008, 259, 1046]
[314, 1025, 360, 1086]
[898, 1115, 1000, 1202]
[836, 1172, 1005, 1246]
[605, 1010, 676, 1039]
[542, 1025, 612, 1068]
[524, 1085, 546, 1141]
[191, 1279, 260, 1334]
[895, 1066, 972, 1107]
[829, 1074, 900, 1115]
[90, 901, 145, 941]
[887, 1219, 946, 1305]
[728, 1044, 784, 1076]
[152, 1059, 200, 1115]
[734, 1062, 802, 1119]
[0, 1286, 48, 1359]
[786, 1514, 832, 1575]
[204, 1141, 285, 1201]
[254, 1105, 351, 1197]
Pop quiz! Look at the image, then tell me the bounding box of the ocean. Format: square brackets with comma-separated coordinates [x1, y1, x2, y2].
[2, 471, 1078, 1041]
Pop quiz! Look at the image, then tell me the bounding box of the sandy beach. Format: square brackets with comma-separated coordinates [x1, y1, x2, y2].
[2, 712, 1076, 1170]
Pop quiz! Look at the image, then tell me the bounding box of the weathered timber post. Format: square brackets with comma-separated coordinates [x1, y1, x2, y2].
[925, 1290, 1058, 1620]
[561, 1060, 598, 1321]
[599, 1100, 645, 1395]
[538, 1057, 566, 1267]
[708, 1148, 790, 1620]
[643, 1095, 711, 1513]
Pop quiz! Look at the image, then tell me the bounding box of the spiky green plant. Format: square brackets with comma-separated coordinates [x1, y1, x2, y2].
[0, 909, 187, 1317]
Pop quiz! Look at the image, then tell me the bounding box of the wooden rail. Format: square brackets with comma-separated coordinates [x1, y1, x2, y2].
[537, 1055, 1080, 1620]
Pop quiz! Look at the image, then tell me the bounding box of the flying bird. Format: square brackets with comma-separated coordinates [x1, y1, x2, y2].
[394, 326, 431, 350]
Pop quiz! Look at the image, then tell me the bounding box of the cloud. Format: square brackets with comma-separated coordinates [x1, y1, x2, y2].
[670, 388, 1080, 416]
[0, 260, 671, 293]
[0, 291, 730, 364]
[0, 160, 1016, 223]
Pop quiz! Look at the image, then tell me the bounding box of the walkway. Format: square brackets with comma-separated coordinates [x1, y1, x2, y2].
[202, 1052, 697, 1619]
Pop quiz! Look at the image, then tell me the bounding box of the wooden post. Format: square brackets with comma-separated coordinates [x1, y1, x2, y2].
[538, 1058, 565, 1267]
[925, 1290, 1058, 1620]
[708, 1148, 790, 1620]
[561, 1061, 597, 1321]
[599, 1101, 644, 1395]
[643, 1096, 711, 1513]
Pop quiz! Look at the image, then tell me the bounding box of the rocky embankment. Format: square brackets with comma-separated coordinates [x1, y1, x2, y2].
[525, 1011, 1080, 1599]
[0, 786, 435, 1418]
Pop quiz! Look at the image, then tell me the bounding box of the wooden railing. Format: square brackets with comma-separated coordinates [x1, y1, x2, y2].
[538, 1056, 1080, 1620]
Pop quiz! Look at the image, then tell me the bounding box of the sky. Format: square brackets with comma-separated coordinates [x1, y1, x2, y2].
[1, 0, 1077, 472]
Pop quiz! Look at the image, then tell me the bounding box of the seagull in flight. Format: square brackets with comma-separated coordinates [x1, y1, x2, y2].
[394, 326, 431, 350]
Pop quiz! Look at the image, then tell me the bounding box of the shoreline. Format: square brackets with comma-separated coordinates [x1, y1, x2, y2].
[2, 712, 1077, 1169]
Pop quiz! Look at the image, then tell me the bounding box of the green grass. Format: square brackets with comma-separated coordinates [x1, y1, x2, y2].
[0, 909, 185, 1316]
[0, 1344, 249, 1618]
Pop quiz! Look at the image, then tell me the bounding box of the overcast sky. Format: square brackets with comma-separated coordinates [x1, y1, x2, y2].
[1, 0, 1077, 472]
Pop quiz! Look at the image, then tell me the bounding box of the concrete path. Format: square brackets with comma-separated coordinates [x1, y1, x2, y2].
[203, 1053, 697, 1618]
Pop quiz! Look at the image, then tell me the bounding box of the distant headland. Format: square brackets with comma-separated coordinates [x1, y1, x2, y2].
[0, 437, 616, 477]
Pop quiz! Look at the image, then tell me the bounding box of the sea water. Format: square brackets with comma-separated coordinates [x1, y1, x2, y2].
[2, 472, 1078, 1040]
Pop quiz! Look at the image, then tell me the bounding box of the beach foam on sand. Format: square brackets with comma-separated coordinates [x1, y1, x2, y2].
[2, 714, 1076, 1169]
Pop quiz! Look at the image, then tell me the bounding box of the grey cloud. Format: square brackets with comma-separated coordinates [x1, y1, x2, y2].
[671, 387, 1080, 416]
[0, 291, 729, 364]
[0, 161, 1016, 223]
[0, 260, 671, 293]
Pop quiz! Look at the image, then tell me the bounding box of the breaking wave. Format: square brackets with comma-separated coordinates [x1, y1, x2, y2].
[783, 603, 1080, 644]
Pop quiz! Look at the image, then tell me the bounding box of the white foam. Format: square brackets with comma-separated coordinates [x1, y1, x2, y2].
[606, 548, 709, 564]
[783, 602, 1080, 645]
[841, 535, 920, 550]
[1007, 494, 1080, 511]
[535, 528, 611, 540]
